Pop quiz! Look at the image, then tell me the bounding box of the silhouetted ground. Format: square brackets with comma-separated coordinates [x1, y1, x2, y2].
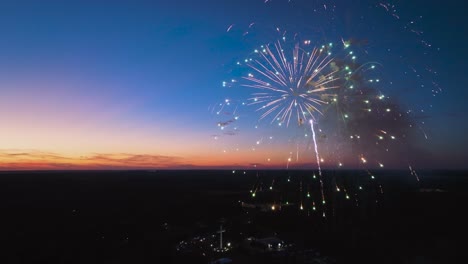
[0, 170, 466, 263]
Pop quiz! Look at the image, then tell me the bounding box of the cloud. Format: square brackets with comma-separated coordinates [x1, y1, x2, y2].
[0, 149, 189, 170]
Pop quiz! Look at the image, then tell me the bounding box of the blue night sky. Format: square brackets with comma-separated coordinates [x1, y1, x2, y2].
[0, 0, 466, 169]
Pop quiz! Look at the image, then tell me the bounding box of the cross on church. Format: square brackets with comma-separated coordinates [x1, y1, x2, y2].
[217, 225, 226, 249]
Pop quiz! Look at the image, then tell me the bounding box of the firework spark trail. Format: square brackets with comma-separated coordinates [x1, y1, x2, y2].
[409, 165, 420, 182]
[310, 120, 326, 217]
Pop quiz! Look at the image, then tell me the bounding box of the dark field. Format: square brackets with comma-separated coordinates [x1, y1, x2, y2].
[0, 170, 466, 263]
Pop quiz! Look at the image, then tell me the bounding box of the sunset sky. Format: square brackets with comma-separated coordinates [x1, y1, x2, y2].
[0, 0, 466, 170]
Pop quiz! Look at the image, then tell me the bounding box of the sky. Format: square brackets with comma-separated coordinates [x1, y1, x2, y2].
[0, 0, 466, 170]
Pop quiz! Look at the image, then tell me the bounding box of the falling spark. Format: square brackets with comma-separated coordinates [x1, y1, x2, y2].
[310, 120, 326, 217]
[409, 165, 420, 182]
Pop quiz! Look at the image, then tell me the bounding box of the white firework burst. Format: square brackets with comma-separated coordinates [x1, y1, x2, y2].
[243, 41, 339, 126]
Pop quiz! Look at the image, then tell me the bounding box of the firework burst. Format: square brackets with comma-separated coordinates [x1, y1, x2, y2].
[216, 37, 422, 219]
[243, 41, 339, 127]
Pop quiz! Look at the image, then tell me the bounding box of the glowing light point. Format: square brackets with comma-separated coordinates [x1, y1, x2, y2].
[307, 193, 310, 198]
[271, 205, 275, 211]
[252, 193, 256, 198]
